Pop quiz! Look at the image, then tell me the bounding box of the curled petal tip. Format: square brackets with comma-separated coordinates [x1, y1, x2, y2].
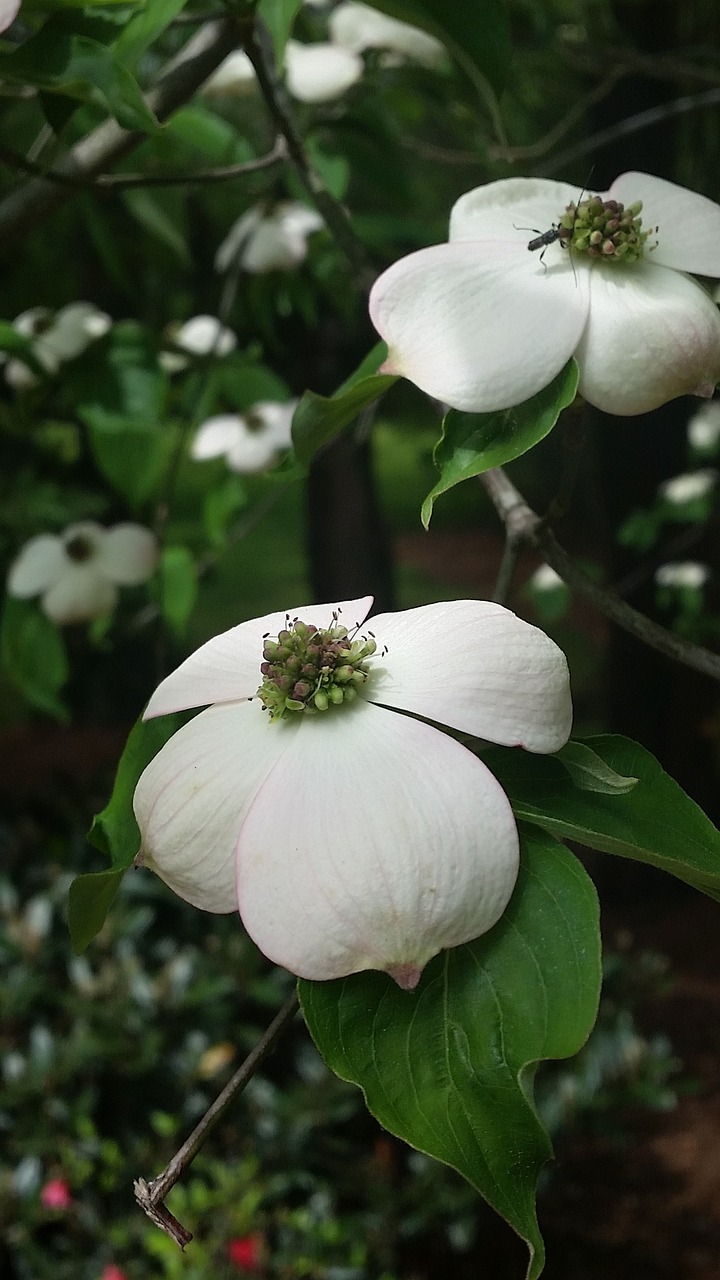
[386, 962, 423, 991]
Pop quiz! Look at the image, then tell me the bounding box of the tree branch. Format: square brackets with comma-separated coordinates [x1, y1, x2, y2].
[0, 136, 286, 189]
[134, 989, 300, 1248]
[243, 26, 374, 286]
[480, 467, 720, 682]
[0, 16, 248, 249]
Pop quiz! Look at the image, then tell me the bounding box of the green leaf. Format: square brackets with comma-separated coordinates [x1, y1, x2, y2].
[301, 828, 600, 1280]
[156, 545, 197, 638]
[81, 407, 170, 506]
[257, 0, 302, 63]
[292, 344, 396, 465]
[0, 16, 158, 133]
[203, 474, 248, 547]
[114, 0, 190, 68]
[0, 598, 69, 720]
[67, 868, 124, 953]
[555, 741, 638, 795]
[70, 320, 168, 419]
[88, 712, 186, 867]
[486, 734, 720, 901]
[421, 360, 579, 528]
[364, 0, 511, 95]
[122, 188, 190, 265]
[0, 320, 47, 376]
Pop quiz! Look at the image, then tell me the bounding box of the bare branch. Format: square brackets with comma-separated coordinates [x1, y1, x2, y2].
[135, 989, 300, 1248]
[480, 467, 720, 683]
[0, 16, 248, 249]
[0, 136, 286, 189]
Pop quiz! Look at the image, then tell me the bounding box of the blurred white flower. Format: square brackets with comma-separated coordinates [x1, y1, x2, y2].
[655, 561, 710, 589]
[284, 38, 363, 102]
[160, 315, 237, 373]
[528, 564, 564, 592]
[659, 468, 717, 504]
[215, 201, 324, 274]
[687, 401, 720, 453]
[202, 50, 257, 97]
[191, 401, 296, 473]
[329, 2, 445, 67]
[134, 596, 572, 987]
[8, 522, 158, 625]
[3, 302, 112, 389]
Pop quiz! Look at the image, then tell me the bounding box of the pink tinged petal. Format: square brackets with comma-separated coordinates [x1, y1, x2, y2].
[42, 566, 116, 624]
[367, 599, 572, 752]
[608, 171, 720, 278]
[134, 702, 298, 913]
[191, 415, 244, 460]
[284, 40, 363, 104]
[98, 524, 158, 585]
[369, 240, 589, 412]
[144, 596, 374, 717]
[0, 0, 19, 31]
[449, 177, 583, 247]
[577, 262, 720, 416]
[236, 702, 519, 982]
[7, 535, 66, 598]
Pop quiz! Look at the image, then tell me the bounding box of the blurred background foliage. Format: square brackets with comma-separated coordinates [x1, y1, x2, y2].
[2, 0, 720, 1274]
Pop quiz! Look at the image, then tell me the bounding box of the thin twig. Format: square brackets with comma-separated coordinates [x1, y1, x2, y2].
[488, 69, 624, 164]
[135, 990, 300, 1248]
[0, 16, 249, 249]
[480, 467, 720, 682]
[0, 137, 287, 189]
[244, 26, 374, 286]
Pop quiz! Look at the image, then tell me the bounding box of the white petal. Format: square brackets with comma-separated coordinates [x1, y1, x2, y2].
[449, 177, 582, 247]
[241, 221, 308, 273]
[134, 702, 297, 913]
[97, 524, 158, 585]
[247, 400, 296, 446]
[42, 303, 111, 361]
[7, 535, 66, 598]
[236, 701, 519, 982]
[174, 315, 237, 357]
[369, 239, 588, 412]
[577, 262, 720, 415]
[284, 40, 363, 104]
[191, 415, 244, 460]
[203, 50, 257, 96]
[367, 599, 572, 752]
[12, 307, 51, 338]
[608, 171, 720, 278]
[275, 202, 324, 239]
[225, 429, 285, 474]
[144, 597, 374, 717]
[329, 1, 445, 66]
[42, 566, 116, 624]
[0, 0, 20, 32]
[215, 207, 264, 273]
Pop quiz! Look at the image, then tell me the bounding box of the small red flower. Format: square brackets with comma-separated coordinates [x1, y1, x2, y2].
[227, 1234, 262, 1270]
[40, 1178, 72, 1210]
[100, 1267, 128, 1280]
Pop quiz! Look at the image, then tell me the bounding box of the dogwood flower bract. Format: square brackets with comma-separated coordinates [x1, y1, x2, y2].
[8, 522, 158, 624]
[191, 401, 296, 473]
[369, 172, 720, 416]
[3, 302, 111, 389]
[215, 202, 324, 274]
[133, 597, 572, 988]
[329, 2, 445, 68]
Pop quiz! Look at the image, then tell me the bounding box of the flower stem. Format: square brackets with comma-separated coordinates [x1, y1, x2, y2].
[134, 989, 300, 1248]
[481, 466, 720, 683]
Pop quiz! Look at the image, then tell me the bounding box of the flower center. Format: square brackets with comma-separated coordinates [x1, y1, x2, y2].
[256, 614, 377, 720]
[64, 534, 95, 563]
[557, 194, 655, 263]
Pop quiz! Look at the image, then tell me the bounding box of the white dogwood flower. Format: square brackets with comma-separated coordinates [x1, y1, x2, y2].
[190, 401, 296, 473]
[0, 0, 20, 32]
[329, 2, 445, 68]
[203, 50, 257, 97]
[215, 201, 324, 274]
[655, 561, 710, 589]
[160, 315, 237, 372]
[8, 523, 158, 624]
[3, 302, 111, 389]
[659, 468, 717, 505]
[370, 172, 720, 417]
[133, 597, 572, 988]
[688, 401, 720, 453]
